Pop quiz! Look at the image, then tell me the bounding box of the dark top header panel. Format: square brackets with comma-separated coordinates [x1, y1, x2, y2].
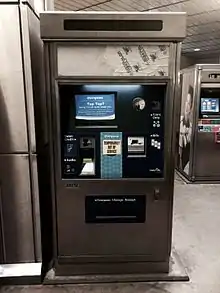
[40, 12, 186, 41]
[64, 19, 163, 32]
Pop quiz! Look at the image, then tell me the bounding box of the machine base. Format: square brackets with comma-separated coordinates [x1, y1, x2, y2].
[0, 263, 42, 285]
[44, 250, 189, 284]
[176, 169, 220, 184]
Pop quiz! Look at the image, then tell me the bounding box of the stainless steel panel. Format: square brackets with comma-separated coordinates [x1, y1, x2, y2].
[194, 132, 220, 179]
[177, 67, 196, 177]
[21, 0, 45, 14]
[0, 262, 41, 277]
[0, 189, 6, 263]
[40, 12, 186, 41]
[27, 6, 48, 147]
[196, 64, 220, 71]
[56, 181, 170, 261]
[201, 83, 220, 88]
[45, 0, 53, 11]
[201, 69, 220, 83]
[33, 0, 45, 14]
[20, 3, 48, 151]
[55, 260, 169, 276]
[20, 4, 37, 153]
[188, 67, 199, 180]
[0, 5, 28, 153]
[30, 155, 42, 262]
[0, 155, 35, 263]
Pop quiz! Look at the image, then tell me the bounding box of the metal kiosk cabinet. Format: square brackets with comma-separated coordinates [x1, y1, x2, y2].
[177, 64, 220, 182]
[0, 0, 47, 282]
[40, 12, 186, 280]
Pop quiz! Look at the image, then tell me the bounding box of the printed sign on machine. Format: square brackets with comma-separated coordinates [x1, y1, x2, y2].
[75, 94, 115, 120]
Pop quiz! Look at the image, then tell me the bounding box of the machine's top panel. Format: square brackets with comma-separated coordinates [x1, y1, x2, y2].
[40, 11, 186, 41]
[182, 64, 220, 72]
[181, 64, 220, 82]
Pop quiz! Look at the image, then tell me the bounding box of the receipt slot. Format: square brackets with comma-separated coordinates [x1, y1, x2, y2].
[40, 12, 186, 280]
[177, 64, 220, 182]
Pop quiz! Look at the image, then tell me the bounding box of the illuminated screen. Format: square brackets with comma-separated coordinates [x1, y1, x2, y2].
[75, 94, 115, 120]
[201, 98, 219, 113]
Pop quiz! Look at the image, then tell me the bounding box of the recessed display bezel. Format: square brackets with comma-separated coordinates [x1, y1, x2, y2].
[201, 98, 220, 113]
[75, 93, 116, 121]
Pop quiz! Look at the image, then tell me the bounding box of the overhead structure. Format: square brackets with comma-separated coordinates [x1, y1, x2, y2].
[40, 11, 186, 281]
[177, 64, 220, 182]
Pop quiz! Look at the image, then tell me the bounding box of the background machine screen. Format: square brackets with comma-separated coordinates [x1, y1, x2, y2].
[201, 98, 219, 113]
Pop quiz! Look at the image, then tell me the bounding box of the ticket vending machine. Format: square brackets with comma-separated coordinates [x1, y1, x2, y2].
[177, 65, 220, 182]
[40, 12, 186, 280]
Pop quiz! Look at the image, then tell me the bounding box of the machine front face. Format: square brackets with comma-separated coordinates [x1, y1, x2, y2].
[56, 83, 171, 270]
[60, 84, 166, 180]
[40, 11, 186, 276]
[196, 83, 220, 178]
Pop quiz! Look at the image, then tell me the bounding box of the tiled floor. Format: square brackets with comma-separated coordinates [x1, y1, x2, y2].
[1, 176, 220, 293]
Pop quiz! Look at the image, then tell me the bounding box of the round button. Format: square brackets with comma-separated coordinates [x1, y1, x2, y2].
[133, 97, 146, 111]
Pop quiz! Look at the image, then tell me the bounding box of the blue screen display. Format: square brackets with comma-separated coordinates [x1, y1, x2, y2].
[201, 98, 219, 113]
[75, 94, 115, 120]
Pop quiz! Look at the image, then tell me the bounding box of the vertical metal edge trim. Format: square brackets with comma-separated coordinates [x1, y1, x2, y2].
[167, 42, 180, 257]
[190, 67, 202, 180]
[18, 2, 37, 262]
[31, 154, 42, 261]
[45, 43, 59, 261]
[0, 185, 6, 263]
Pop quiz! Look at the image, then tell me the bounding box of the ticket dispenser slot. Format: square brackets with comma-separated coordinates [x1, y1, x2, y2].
[79, 137, 95, 176]
[127, 137, 146, 158]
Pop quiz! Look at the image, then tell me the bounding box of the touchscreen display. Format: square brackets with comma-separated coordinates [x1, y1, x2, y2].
[201, 98, 219, 113]
[75, 94, 115, 120]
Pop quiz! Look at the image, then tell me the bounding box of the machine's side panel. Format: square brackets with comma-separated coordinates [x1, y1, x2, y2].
[177, 68, 196, 178]
[0, 155, 35, 263]
[0, 5, 28, 153]
[30, 154, 42, 262]
[19, 4, 37, 154]
[27, 5, 48, 149]
[38, 44, 56, 272]
[26, 3, 52, 264]
[26, 5, 44, 262]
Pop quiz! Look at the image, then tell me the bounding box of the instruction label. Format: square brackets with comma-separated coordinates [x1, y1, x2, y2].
[103, 139, 121, 155]
[100, 132, 122, 179]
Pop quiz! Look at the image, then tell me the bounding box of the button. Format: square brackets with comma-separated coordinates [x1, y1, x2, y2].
[154, 188, 160, 201]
